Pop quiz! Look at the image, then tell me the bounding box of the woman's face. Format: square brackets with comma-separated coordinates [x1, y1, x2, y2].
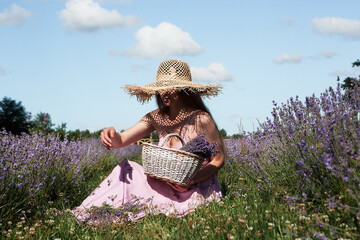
[160, 90, 179, 106]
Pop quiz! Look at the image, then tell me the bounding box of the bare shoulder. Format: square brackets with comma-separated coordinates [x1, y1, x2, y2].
[140, 109, 160, 124]
[150, 108, 161, 115]
[193, 110, 213, 124]
[192, 110, 217, 133]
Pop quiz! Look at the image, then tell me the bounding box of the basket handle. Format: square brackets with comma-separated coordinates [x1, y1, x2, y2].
[159, 133, 185, 147]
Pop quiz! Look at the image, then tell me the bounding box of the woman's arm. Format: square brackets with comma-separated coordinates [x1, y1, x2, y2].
[100, 116, 155, 150]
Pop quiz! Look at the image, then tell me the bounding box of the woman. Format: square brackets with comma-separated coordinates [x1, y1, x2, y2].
[72, 59, 224, 222]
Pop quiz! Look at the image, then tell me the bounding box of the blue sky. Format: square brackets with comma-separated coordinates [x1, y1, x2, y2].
[1, 0, 360, 135]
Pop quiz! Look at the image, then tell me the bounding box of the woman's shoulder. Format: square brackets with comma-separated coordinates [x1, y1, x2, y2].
[189, 110, 215, 132]
[142, 109, 160, 118]
[140, 109, 161, 125]
[150, 108, 161, 115]
[192, 110, 212, 122]
[148, 109, 161, 120]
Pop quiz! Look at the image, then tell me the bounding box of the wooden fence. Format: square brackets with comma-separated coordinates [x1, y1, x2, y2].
[135, 136, 152, 145]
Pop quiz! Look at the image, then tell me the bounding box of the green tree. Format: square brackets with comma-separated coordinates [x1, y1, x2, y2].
[339, 59, 360, 113]
[66, 128, 103, 141]
[352, 59, 360, 67]
[66, 129, 81, 141]
[340, 59, 360, 91]
[231, 133, 243, 139]
[90, 129, 103, 139]
[0, 97, 29, 135]
[54, 122, 67, 140]
[31, 112, 54, 134]
[341, 76, 359, 91]
[219, 128, 227, 138]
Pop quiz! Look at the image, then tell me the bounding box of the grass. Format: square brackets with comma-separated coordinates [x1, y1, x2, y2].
[2, 152, 359, 240]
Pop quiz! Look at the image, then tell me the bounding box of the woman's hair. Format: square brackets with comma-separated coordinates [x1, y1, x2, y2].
[155, 90, 211, 115]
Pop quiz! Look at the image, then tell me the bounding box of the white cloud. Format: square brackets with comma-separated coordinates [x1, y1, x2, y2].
[123, 22, 203, 58]
[58, 0, 141, 32]
[311, 50, 338, 60]
[0, 4, 34, 26]
[191, 63, 232, 82]
[273, 53, 303, 64]
[312, 17, 360, 39]
[280, 18, 294, 26]
[320, 50, 337, 58]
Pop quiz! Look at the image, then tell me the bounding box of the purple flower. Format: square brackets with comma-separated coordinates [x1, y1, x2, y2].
[180, 131, 219, 159]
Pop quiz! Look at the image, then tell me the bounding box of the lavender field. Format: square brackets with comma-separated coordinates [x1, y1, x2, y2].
[0, 132, 142, 238]
[1, 80, 360, 239]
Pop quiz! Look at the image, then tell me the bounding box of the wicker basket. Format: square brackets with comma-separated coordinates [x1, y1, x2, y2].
[142, 133, 204, 186]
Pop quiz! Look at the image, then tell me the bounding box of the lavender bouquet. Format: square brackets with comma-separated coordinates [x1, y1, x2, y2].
[180, 131, 219, 159]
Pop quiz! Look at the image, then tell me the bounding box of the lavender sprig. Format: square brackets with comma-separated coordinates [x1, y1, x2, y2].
[85, 196, 151, 224]
[180, 131, 219, 159]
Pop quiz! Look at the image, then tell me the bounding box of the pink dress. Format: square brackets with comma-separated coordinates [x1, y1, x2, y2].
[72, 136, 222, 222]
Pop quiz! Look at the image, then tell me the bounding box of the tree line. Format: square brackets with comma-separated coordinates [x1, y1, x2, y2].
[0, 98, 102, 141]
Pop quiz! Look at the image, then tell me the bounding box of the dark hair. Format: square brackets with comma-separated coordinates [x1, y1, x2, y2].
[155, 90, 211, 115]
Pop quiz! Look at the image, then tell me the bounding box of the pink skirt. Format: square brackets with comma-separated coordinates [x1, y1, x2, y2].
[72, 160, 222, 222]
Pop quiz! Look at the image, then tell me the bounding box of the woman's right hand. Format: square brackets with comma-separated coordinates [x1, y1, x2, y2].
[100, 127, 122, 150]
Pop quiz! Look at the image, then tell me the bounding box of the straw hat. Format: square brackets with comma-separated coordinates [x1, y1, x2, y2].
[123, 59, 222, 103]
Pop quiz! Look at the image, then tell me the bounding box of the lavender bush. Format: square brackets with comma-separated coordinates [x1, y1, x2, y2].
[225, 79, 360, 208]
[0, 131, 141, 222]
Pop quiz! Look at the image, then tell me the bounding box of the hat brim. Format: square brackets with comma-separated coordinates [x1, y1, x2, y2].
[123, 80, 222, 103]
